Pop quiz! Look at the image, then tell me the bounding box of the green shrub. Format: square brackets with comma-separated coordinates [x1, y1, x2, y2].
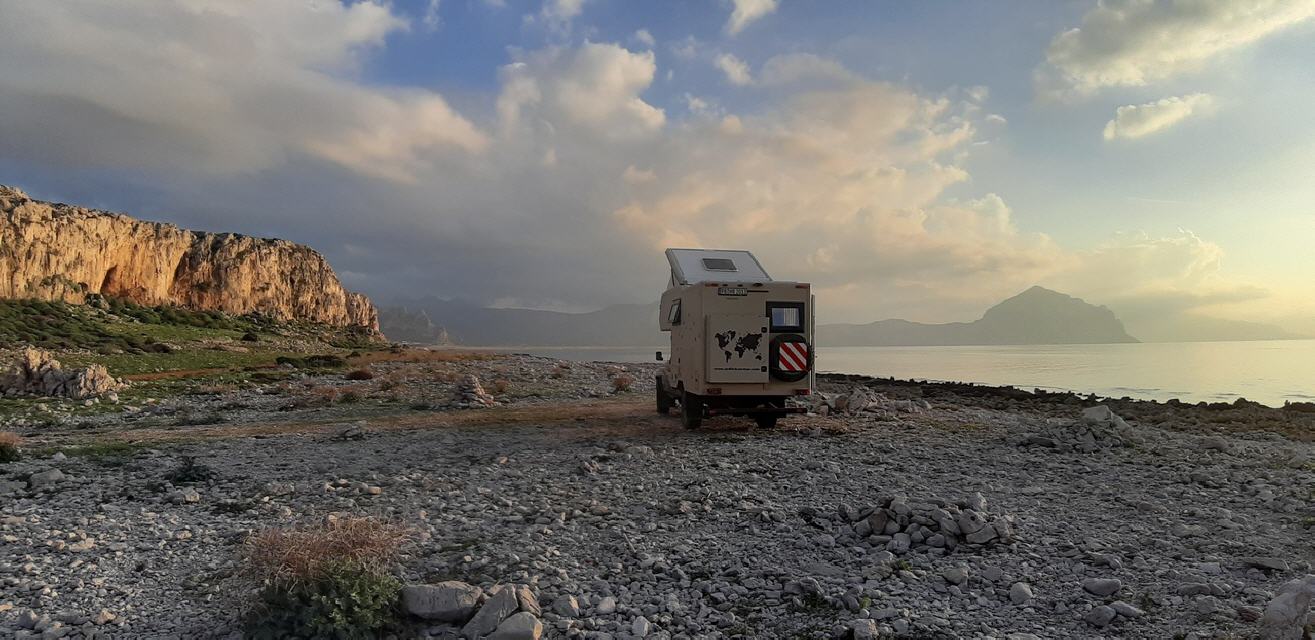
[242, 518, 407, 640]
[165, 456, 217, 484]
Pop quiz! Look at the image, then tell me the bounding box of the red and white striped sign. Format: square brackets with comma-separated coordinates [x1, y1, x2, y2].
[778, 342, 810, 372]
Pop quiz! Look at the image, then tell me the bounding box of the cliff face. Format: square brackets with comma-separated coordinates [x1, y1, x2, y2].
[0, 186, 378, 332]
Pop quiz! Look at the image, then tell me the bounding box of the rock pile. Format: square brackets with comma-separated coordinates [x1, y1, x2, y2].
[453, 374, 497, 407]
[402, 581, 543, 639]
[804, 492, 1015, 556]
[1020, 405, 1140, 453]
[813, 385, 930, 416]
[0, 348, 124, 400]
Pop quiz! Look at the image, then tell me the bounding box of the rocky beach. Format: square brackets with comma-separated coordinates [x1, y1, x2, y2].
[3, 351, 1313, 639]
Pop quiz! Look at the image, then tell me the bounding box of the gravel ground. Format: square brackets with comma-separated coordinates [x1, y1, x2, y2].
[2, 355, 1314, 639]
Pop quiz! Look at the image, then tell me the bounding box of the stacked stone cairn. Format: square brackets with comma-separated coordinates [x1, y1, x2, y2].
[454, 374, 497, 407]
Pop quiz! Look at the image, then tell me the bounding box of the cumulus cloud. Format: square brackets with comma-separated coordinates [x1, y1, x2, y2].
[759, 53, 858, 87]
[1102, 93, 1214, 140]
[1039, 0, 1315, 97]
[0, 0, 485, 181]
[715, 53, 753, 86]
[632, 29, 655, 47]
[726, 0, 779, 35]
[497, 43, 665, 140]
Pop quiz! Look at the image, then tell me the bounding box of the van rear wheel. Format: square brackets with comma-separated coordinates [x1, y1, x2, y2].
[655, 376, 672, 414]
[754, 414, 778, 429]
[680, 392, 703, 429]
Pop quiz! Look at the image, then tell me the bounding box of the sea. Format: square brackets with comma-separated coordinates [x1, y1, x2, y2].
[484, 340, 1315, 408]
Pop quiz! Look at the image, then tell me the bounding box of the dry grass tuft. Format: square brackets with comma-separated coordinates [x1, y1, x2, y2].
[611, 373, 634, 393]
[344, 368, 375, 381]
[490, 378, 510, 394]
[243, 517, 407, 587]
[550, 364, 570, 379]
[0, 431, 21, 463]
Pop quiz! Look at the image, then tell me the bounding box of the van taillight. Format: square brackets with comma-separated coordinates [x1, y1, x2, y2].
[795, 283, 810, 289]
[794, 389, 810, 395]
[706, 388, 722, 395]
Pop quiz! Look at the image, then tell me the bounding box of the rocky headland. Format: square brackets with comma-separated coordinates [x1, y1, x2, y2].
[0, 186, 378, 332]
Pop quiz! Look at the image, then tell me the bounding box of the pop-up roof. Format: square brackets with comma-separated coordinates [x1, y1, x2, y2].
[665, 248, 772, 285]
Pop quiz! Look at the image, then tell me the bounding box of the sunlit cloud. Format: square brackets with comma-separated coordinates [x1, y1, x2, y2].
[1038, 0, 1315, 98]
[1102, 94, 1214, 141]
[726, 0, 778, 35]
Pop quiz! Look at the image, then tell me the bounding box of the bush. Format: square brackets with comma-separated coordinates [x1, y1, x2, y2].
[490, 378, 510, 394]
[242, 518, 407, 640]
[0, 432, 21, 463]
[241, 332, 260, 342]
[345, 368, 375, 381]
[165, 456, 217, 484]
[611, 374, 634, 393]
[306, 355, 347, 369]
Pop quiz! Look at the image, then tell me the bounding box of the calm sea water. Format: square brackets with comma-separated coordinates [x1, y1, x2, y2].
[491, 340, 1315, 408]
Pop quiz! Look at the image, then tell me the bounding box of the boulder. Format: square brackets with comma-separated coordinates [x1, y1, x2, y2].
[461, 585, 519, 639]
[1259, 575, 1315, 640]
[486, 612, 542, 640]
[27, 468, 65, 489]
[1085, 605, 1117, 627]
[1, 349, 125, 400]
[1082, 578, 1122, 597]
[550, 594, 579, 617]
[402, 581, 483, 622]
[1010, 582, 1033, 605]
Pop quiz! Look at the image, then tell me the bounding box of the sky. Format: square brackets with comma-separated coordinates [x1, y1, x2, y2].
[1, 0, 1313, 337]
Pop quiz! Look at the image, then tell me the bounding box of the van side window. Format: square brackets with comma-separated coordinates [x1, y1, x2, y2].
[767, 302, 805, 332]
[668, 299, 682, 325]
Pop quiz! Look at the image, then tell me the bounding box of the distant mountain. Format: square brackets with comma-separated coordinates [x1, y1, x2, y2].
[396, 286, 1137, 347]
[392, 297, 662, 346]
[1121, 312, 1302, 343]
[818, 286, 1139, 346]
[378, 306, 451, 344]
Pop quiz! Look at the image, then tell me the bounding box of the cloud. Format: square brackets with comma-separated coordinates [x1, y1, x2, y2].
[0, 0, 486, 181]
[540, 0, 586, 22]
[497, 43, 665, 140]
[633, 29, 655, 48]
[0, 4, 1278, 325]
[759, 53, 858, 87]
[726, 0, 779, 35]
[715, 53, 753, 86]
[1102, 93, 1214, 140]
[1039, 0, 1315, 97]
[422, 0, 442, 30]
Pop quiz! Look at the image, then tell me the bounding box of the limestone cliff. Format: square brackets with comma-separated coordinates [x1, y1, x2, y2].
[0, 186, 378, 332]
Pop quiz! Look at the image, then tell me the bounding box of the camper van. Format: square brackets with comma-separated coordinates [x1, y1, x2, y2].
[656, 248, 814, 428]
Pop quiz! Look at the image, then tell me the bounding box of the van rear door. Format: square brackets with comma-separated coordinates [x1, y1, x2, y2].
[706, 315, 769, 383]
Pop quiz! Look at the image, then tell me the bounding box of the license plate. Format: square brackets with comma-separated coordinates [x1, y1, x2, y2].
[717, 287, 748, 296]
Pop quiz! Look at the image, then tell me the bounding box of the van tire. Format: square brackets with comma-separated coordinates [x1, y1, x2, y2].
[754, 414, 778, 429]
[656, 376, 672, 414]
[680, 392, 703, 429]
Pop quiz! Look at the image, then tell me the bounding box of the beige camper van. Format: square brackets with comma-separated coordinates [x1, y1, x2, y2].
[656, 248, 814, 428]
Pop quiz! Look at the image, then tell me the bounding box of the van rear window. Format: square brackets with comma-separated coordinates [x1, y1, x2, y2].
[702, 258, 737, 271]
[768, 302, 805, 332]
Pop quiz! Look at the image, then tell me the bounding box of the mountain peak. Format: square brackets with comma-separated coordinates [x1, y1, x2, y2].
[818, 287, 1139, 346]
